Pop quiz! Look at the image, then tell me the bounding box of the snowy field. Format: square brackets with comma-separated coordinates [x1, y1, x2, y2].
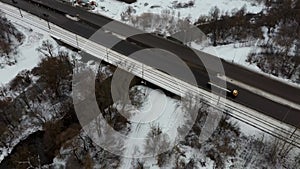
[117, 86, 261, 169]
[118, 86, 187, 167]
[93, 0, 264, 22]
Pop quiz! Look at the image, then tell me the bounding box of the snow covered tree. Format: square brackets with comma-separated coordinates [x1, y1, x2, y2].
[144, 125, 170, 156]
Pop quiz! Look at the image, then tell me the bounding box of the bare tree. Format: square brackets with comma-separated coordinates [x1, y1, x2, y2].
[209, 6, 220, 46]
[36, 40, 54, 58]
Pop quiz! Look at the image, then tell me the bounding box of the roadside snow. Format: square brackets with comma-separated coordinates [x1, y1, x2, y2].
[191, 41, 300, 87]
[193, 42, 257, 66]
[229, 118, 262, 137]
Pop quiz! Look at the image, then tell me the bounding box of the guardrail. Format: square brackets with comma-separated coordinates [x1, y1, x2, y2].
[1, 2, 300, 148]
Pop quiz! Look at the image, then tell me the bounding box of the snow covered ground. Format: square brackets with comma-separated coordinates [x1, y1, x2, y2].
[115, 86, 265, 169]
[1, 1, 299, 168]
[93, 0, 264, 22]
[0, 20, 56, 85]
[52, 84, 274, 169]
[119, 86, 186, 167]
[192, 34, 300, 87]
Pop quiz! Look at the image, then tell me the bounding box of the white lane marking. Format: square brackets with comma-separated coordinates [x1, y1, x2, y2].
[103, 30, 126, 40]
[217, 74, 300, 111]
[65, 14, 80, 21]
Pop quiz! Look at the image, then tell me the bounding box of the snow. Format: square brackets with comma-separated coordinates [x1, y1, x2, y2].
[51, 148, 70, 169]
[0, 21, 56, 85]
[0, 17, 80, 163]
[0, 16, 81, 86]
[191, 41, 266, 77]
[0, 1, 299, 168]
[229, 118, 262, 137]
[93, 0, 265, 22]
[191, 40, 300, 87]
[117, 86, 188, 168]
[195, 42, 259, 68]
[0, 99, 64, 163]
[176, 145, 215, 169]
[117, 85, 271, 169]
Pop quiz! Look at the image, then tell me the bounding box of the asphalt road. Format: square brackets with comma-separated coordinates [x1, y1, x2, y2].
[2, 0, 300, 128]
[28, 0, 300, 104]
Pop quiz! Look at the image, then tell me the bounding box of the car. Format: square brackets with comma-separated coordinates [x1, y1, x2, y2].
[207, 82, 239, 98]
[232, 89, 239, 97]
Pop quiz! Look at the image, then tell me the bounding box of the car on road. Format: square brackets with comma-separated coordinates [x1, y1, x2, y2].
[207, 82, 239, 98]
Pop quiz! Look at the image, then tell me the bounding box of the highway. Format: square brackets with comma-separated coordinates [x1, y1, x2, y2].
[1, 0, 300, 129]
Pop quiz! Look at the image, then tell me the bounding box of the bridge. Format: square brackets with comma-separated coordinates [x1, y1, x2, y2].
[1, 0, 300, 147]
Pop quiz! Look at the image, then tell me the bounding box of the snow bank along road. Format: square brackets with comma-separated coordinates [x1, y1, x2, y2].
[1, 0, 300, 147]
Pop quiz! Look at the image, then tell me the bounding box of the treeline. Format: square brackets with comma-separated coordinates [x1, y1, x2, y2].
[0, 38, 132, 168]
[196, 5, 264, 46]
[195, 0, 300, 81]
[248, 0, 300, 81]
[0, 40, 76, 168]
